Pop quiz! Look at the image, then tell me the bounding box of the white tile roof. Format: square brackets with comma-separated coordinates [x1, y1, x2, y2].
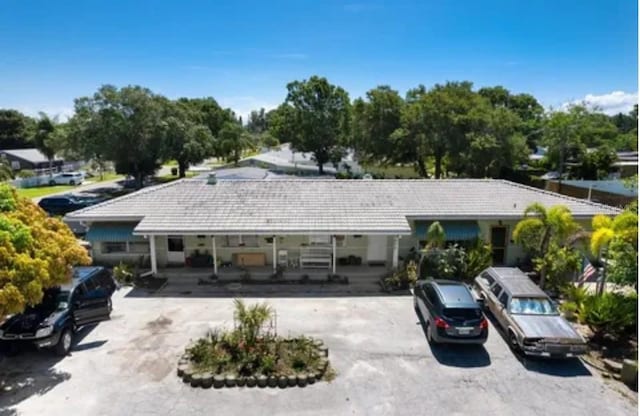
[66, 179, 622, 235]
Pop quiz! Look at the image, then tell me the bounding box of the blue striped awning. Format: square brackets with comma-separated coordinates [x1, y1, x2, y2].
[85, 223, 145, 242]
[414, 221, 480, 241]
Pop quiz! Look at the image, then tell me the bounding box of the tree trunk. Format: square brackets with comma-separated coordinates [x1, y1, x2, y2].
[417, 159, 428, 178]
[318, 161, 324, 175]
[538, 227, 552, 290]
[434, 153, 442, 179]
[178, 160, 187, 178]
[48, 158, 53, 177]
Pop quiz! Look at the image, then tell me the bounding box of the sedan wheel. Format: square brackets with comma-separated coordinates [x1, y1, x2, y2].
[69, 180, 75, 185]
[508, 331, 520, 351]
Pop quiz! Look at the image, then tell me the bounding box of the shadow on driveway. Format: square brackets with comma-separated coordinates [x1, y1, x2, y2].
[0, 324, 100, 413]
[415, 306, 491, 368]
[484, 309, 592, 377]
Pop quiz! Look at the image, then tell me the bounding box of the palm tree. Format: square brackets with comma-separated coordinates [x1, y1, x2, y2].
[233, 299, 274, 346]
[513, 203, 580, 289]
[425, 221, 445, 249]
[589, 212, 638, 294]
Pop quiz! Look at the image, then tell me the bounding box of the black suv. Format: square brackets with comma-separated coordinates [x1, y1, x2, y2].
[0, 267, 116, 356]
[38, 195, 93, 216]
[414, 280, 488, 345]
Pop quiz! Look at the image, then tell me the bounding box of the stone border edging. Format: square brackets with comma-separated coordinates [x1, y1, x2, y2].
[177, 339, 330, 389]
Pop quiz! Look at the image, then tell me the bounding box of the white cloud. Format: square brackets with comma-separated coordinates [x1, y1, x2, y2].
[218, 96, 278, 123]
[14, 105, 75, 121]
[563, 91, 638, 115]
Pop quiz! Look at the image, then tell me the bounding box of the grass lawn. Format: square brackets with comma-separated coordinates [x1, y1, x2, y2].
[88, 172, 124, 182]
[16, 185, 76, 198]
[154, 171, 199, 184]
[362, 164, 423, 179]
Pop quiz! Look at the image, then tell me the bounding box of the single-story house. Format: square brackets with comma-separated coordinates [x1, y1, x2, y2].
[65, 178, 620, 278]
[0, 148, 64, 171]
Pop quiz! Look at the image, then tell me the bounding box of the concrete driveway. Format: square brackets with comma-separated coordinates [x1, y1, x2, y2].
[0, 289, 636, 416]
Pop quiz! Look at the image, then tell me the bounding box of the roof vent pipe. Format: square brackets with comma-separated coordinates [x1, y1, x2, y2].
[207, 172, 217, 185]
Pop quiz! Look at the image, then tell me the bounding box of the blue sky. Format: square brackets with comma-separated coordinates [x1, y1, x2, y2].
[0, 0, 637, 119]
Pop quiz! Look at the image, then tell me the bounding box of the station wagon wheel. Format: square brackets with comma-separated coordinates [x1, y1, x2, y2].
[69, 180, 75, 185]
[49, 180, 56, 186]
[508, 331, 519, 351]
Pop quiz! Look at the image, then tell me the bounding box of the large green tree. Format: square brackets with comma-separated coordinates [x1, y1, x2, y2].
[218, 121, 255, 165]
[351, 86, 404, 164]
[33, 113, 66, 175]
[273, 76, 351, 175]
[163, 101, 216, 177]
[0, 110, 35, 149]
[69, 85, 167, 188]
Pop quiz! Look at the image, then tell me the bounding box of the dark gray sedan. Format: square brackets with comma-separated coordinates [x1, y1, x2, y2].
[473, 267, 587, 358]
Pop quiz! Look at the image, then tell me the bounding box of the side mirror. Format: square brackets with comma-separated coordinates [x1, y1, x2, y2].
[476, 298, 485, 307]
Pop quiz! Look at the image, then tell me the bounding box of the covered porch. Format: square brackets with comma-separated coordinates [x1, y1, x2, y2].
[145, 233, 412, 278]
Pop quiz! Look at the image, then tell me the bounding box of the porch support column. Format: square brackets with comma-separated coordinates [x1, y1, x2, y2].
[149, 235, 158, 276]
[392, 235, 400, 270]
[212, 236, 218, 275]
[332, 235, 337, 274]
[272, 235, 277, 272]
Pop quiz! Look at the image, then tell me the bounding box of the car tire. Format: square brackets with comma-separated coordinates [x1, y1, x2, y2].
[107, 298, 113, 317]
[508, 330, 520, 352]
[55, 328, 73, 356]
[69, 180, 75, 185]
[49, 180, 56, 186]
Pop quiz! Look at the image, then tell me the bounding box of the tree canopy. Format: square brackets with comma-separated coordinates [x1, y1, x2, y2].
[0, 185, 91, 316]
[270, 76, 351, 174]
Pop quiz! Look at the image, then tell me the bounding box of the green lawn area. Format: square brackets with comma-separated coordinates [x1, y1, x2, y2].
[154, 171, 199, 183]
[362, 164, 423, 179]
[88, 172, 124, 182]
[16, 185, 76, 199]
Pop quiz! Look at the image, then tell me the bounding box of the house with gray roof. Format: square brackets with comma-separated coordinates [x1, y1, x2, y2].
[0, 148, 64, 171]
[66, 178, 620, 278]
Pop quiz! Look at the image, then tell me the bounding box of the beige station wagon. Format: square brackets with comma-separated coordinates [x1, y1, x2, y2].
[473, 267, 587, 358]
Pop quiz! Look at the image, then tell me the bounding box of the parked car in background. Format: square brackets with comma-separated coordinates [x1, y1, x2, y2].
[473, 267, 587, 358]
[38, 195, 92, 216]
[49, 171, 84, 186]
[0, 267, 116, 356]
[414, 280, 489, 345]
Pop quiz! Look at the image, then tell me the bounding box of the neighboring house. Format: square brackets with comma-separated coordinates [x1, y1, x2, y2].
[611, 151, 638, 179]
[237, 143, 362, 176]
[528, 146, 547, 162]
[0, 148, 64, 171]
[545, 179, 637, 208]
[66, 178, 619, 278]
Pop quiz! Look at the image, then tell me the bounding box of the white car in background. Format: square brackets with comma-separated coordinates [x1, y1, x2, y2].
[49, 172, 84, 186]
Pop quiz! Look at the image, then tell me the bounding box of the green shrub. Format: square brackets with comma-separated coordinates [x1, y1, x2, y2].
[17, 169, 35, 178]
[463, 240, 492, 281]
[383, 261, 417, 289]
[419, 245, 466, 280]
[578, 292, 638, 340]
[113, 262, 134, 285]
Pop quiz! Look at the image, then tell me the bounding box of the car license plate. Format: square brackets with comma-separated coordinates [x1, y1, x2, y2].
[457, 327, 473, 335]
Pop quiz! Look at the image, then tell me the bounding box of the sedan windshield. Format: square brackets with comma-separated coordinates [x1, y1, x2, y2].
[509, 297, 558, 315]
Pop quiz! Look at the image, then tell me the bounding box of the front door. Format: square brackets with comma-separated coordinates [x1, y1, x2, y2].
[167, 236, 185, 265]
[366, 235, 387, 264]
[490, 226, 507, 265]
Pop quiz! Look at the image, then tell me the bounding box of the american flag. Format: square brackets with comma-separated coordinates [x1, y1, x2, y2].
[577, 256, 597, 284]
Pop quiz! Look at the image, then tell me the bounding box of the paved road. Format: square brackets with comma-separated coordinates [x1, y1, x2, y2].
[0, 290, 636, 416]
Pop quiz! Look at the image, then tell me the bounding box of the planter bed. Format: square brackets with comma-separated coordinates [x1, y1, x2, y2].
[177, 336, 332, 389]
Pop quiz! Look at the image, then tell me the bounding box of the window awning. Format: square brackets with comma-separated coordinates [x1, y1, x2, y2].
[85, 223, 146, 242]
[414, 221, 480, 241]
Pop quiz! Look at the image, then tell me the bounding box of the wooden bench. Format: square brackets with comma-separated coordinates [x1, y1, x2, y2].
[299, 246, 332, 269]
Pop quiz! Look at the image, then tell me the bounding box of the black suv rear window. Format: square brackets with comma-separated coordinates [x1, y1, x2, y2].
[443, 308, 481, 320]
